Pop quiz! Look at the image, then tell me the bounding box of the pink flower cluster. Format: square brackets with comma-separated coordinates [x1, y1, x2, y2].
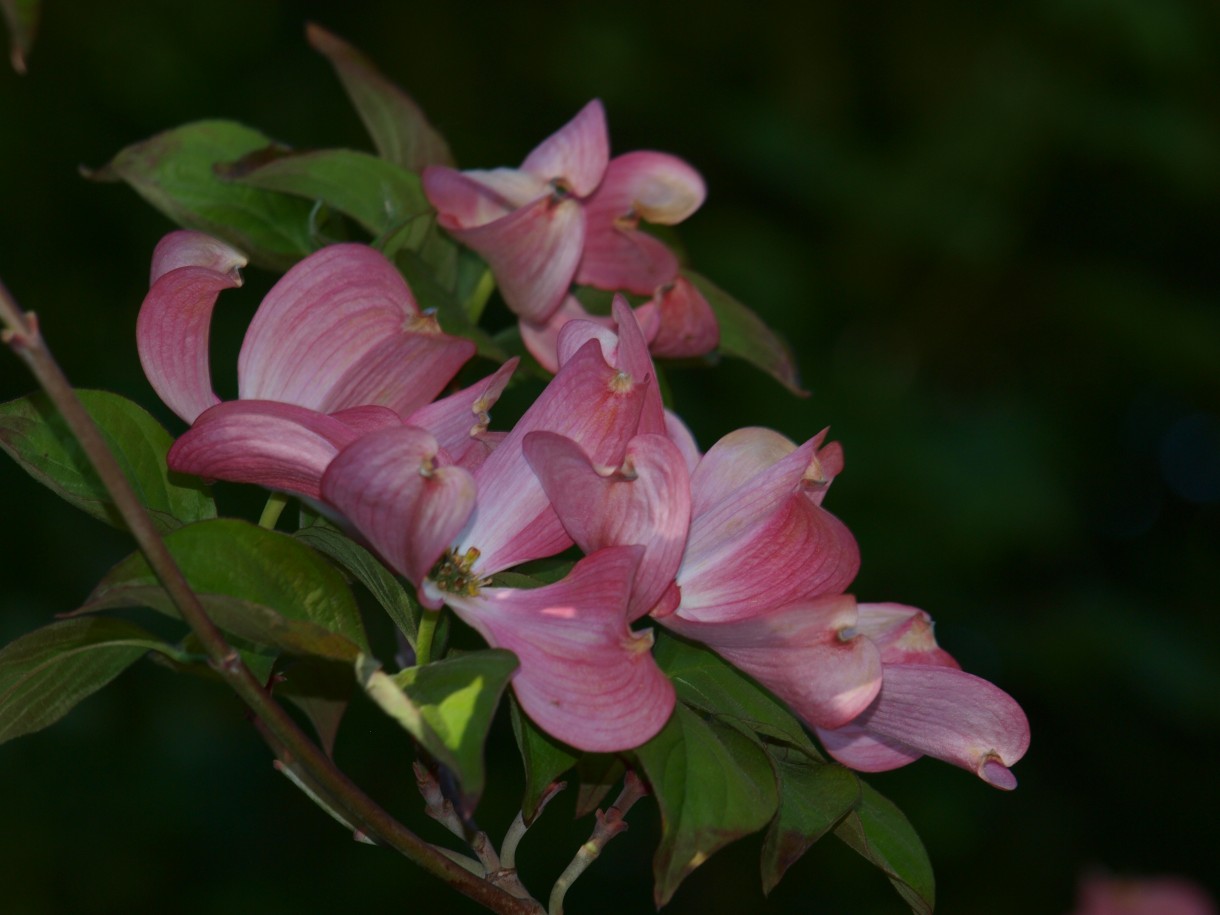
[138, 226, 1028, 786]
[422, 100, 719, 372]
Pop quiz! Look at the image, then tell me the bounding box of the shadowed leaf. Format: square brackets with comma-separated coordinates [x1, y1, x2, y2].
[835, 781, 935, 915]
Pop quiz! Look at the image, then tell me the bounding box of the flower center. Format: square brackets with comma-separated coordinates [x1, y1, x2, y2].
[429, 546, 487, 597]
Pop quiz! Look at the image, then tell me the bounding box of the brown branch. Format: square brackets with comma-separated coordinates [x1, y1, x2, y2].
[0, 279, 543, 915]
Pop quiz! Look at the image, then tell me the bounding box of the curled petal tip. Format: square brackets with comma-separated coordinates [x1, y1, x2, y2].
[980, 754, 1018, 791]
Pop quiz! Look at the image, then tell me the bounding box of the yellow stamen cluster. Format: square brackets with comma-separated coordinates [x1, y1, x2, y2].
[429, 546, 487, 597]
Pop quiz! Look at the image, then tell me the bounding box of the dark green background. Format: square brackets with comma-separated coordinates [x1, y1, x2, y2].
[2, 1, 1218, 913]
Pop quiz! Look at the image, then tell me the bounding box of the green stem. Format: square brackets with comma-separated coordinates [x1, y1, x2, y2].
[258, 492, 290, 529]
[0, 280, 543, 915]
[416, 608, 441, 666]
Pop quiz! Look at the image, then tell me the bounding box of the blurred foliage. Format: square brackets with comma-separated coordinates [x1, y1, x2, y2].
[2, 1, 1218, 913]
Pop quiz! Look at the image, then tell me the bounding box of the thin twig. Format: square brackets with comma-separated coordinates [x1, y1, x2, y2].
[501, 781, 566, 870]
[0, 280, 544, 915]
[548, 771, 649, 915]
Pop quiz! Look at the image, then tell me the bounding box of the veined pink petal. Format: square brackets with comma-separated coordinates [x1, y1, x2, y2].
[661, 594, 882, 728]
[520, 296, 606, 374]
[310, 317, 475, 416]
[443, 546, 675, 752]
[459, 339, 648, 575]
[149, 230, 246, 285]
[520, 99, 609, 197]
[326, 405, 404, 437]
[854, 603, 960, 668]
[138, 266, 242, 424]
[167, 400, 361, 500]
[812, 724, 923, 773]
[423, 166, 547, 228]
[575, 222, 678, 294]
[524, 431, 691, 620]
[643, 277, 720, 359]
[321, 426, 477, 589]
[664, 409, 702, 475]
[406, 358, 518, 456]
[445, 194, 585, 324]
[237, 244, 473, 415]
[686, 429, 831, 558]
[676, 491, 860, 622]
[810, 440, 844, 506]
[819, 664, 1030, 790]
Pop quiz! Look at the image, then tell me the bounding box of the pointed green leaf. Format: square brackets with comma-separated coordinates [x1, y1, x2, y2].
[761, 747, 861, 894]
[220, 147, 432, 243]
[835, 781, 936, 915]
[306, 23, 454, 172]
[510, 697, 579, 822]
[653, 630, 821, 757]
[358, 649, 517, 807]
[634, 705, 779, 907]
[293, 523, 420, 645]
[0, 617, 184, 744]
[573, 753, 625, 819]
[0, 389, 216, 533]
[85, 519, 368, 657]
[685, 269, 807, 396]
[1, 0, 38, 72]
[87, 120, 316, 271]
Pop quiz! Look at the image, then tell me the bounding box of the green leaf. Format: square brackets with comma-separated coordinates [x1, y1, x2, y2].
[0, 389, 216, 533]
[220, 147, 433, 243]
[760, 747, 861, 894]
[653, 630, 821, 757]
[358, 649, 517, 809]
[395, 247, 507, 362]
[293, 524, 420, 645]
[0, 617, 183, 744]
[835, 781, 936, 915]
[87, 120, 316, 271]
[573, 753, 625, 819]
[1, 0, 39, 73]
[306, 23, 454, 172]
[634, 705, 780, 907]
[685, 269, 808, 396]
[510, 697, 579, 822]
[84, 518, 368, 659]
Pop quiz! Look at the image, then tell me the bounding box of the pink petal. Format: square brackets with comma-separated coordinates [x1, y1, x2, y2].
[520, 99, 609, 197]
[460, 338, 648, 575]
[321, 426, 477, 588]
[238, 244, 473, 413]
[854, 603, 960, 668]
[167, 400, 360, 500]
[664, 409, 702, 475]
[519, 296, 605, 374]
[423, 166, 546, 228]
[524, 431, 691, 620]
[137, 265, 240, 424]
[661, 594, 882, 729]
[443, 194, 585, 324]
[406, 359, 519, 456]
[149, 230, 246, 285]
[326, 405, 404, 437]
[813, 724, 924, 772]
[643, 277, 720, 359]
[575, 222, 679, 294]
[676, 491, 860, 622]
[443, 546, 675, 752]
[820, 664, 1031, 789]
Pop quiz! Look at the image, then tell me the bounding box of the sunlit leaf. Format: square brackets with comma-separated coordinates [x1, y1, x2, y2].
[294, 524, 420, 645]
[306, 23, 454, 171]
[0, 617, 185, 744]
[835, 781, 935, 915]
[685, 269, 807, 396]
[633, 705, 779, 906]
[86, 120, 315, 271]
[358, 649, 517, 808]
[653, 630, 821, 756]
[0, 389, 215, 533]
[510, 697, 579, 822]
[220, 147, 432, 245]
[84, 518, 368, 658]
[1, 0, 38, 73]
[760, 747, 860, 894]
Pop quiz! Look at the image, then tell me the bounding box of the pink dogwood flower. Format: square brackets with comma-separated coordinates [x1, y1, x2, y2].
[319, 306, 674, 751]
[1070, 874, 1218, 915]
[422, 100, 715, 369]
[814, 602, 1031, 789]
